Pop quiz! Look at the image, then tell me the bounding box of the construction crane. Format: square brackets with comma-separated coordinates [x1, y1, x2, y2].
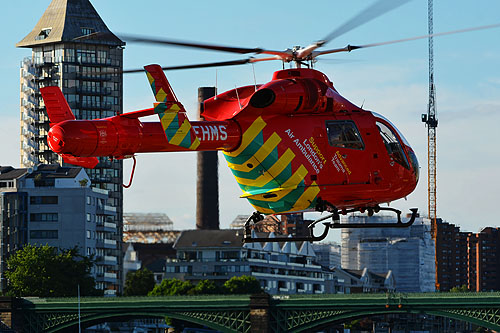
[421, 0, 438, 237]
[421, 0, 440, 292]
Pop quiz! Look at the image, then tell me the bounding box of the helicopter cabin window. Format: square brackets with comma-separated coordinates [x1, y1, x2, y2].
[325, 120, 364, 150]
[376, 121, 410, 169]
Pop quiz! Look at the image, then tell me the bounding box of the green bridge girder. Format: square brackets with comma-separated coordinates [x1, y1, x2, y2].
[15, 292, 500, 332]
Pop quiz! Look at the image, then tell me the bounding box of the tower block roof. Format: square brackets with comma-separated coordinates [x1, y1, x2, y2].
[16, 0, 124, 48]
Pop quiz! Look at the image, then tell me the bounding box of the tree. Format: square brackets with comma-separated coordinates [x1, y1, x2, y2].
[191, 279, 220, 295]
[223, 275, 262, 294]
[124, 269, 155, 296]
[5, 244, 100, 297]
[450, 284, 469, 293]
[148, 278, 194, 296]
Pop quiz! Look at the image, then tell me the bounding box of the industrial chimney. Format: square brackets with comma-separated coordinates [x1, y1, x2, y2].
[196, 87, 219, 230]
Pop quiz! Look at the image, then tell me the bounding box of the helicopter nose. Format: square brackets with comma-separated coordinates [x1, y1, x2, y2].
[407, 148, 419, 184]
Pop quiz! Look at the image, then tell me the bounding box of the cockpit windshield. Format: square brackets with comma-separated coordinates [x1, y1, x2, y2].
[371, 112, 411, 147]
[376, 121, 410, 169]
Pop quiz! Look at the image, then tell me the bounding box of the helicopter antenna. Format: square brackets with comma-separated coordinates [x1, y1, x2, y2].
[214, 69, 218, 100]
[252, 63, 257, 92]
[234, 85, 242, 109]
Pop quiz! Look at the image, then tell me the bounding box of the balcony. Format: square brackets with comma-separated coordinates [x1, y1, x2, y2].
[97, 255, 118, 266]
[97, 222, 117, 232]
[77, 86, 112, 96]
[76, 56, 112, 66]
[23, 105, 37, 116]
[76, 72, 111, 81]
[103, 289, 117, 296]
[22, 138, 37, 150]
[105, 239, 116, 245]
[97, 239, 117, 249]
[96, 203, 116, 215]
[35, 57, 54, 66]
[22, 153, 37, 165]
[77, 101, 112, 110]
[96, 272, 117, 283]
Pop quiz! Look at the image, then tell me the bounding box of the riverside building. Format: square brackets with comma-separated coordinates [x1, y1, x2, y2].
[165, 229, 332, 294]
[16, 0, 125, 292]
[0, 165, 118, 295]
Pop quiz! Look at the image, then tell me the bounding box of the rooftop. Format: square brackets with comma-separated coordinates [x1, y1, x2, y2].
[16, 0, 124, 48]
[0, 167, 28, 180]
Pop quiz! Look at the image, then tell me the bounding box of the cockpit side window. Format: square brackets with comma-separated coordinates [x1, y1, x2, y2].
[376, 121, 410, 169]
[326, 120, 364, 150]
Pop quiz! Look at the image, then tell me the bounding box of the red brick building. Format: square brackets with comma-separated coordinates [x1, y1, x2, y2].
[435, 220, 500, 292]
[467, 228, 500, 291]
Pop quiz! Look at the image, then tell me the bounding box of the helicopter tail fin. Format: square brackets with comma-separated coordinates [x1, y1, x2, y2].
[40, 86, 76, 125]
[144, 64, 178, 103]
[144, 64, 201, 150]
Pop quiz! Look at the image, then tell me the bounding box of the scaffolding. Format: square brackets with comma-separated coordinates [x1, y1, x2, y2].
[341, 215, 435, 293]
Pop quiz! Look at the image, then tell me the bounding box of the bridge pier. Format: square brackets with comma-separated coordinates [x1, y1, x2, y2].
[250, 293, 270, 332]
[0, 297, 16, 331]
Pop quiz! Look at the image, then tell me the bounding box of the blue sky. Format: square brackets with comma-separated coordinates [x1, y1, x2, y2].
[1, 1, 499, 239]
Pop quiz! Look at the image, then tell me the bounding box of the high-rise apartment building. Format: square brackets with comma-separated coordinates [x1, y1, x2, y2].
[341, 215, 436, 293]
[434, 219, 464, 291]
[435, 220, 500, 292]
[16, 0, 125, 292]
[469, 228, 500, 291]
[0, 165, 118, 294]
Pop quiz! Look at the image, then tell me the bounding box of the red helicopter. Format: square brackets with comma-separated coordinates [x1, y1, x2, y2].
[39, 0, 499, 242]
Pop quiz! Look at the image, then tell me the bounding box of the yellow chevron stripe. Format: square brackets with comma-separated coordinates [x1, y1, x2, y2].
[293, 182, 321, 211]
[169, 120, 192, 146]
[249, 182, 320, 214]
[282, 165, 308, 188]
[234, 148, 295, 187]
[146, 72, 154, 86]
[160, 112, 176, 132]
[227, 133, 281, 172]
[156, 88, 168, 103]
[189, 138, 201, 150]
[240, 165, 308, 200]
[225, 117, 266, 157]
[168, 103, 181, 112]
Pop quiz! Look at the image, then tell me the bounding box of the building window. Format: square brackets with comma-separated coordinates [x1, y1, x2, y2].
[35, 28, 52, 41]
[30, 213, 58, 222]
[87, 213, 91, 222]
[87, 230, 91, 239]
[30, 196, 58, 205]
[81, 27, 95, 36]
[30, 230, 58, 239]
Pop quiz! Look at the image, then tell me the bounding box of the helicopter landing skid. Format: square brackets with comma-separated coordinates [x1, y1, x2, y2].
[242, 207, 418, 243]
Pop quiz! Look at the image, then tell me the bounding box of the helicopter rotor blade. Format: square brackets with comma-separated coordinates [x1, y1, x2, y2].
[106, 58, 260, 74]
[314, 22, 500, 57]
[319, 0, 412, 46]
[120, 34, 265, 55]
[296, 0, 412, 60]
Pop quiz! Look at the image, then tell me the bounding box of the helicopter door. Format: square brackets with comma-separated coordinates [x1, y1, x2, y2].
[324, 119, 368, 185]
